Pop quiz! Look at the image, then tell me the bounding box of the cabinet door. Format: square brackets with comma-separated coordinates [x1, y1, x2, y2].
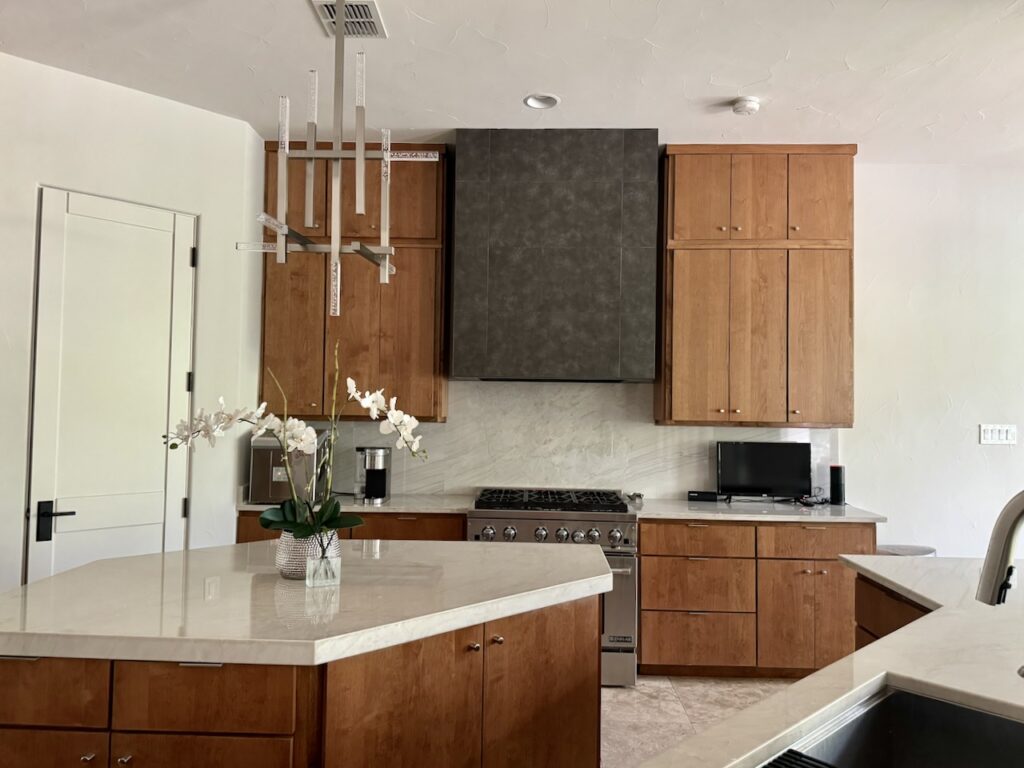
[641, 557, 756, 612]
[111, 733, 292, 768]
[379, 248, 440, 419]
[672, 155, 731, 240]
[0, 728, 110, 768]
[324, 625, 483, 768]
[331, 158, 441, 241]
[757, 560, 815, 669]
[324, 254, 381, 417]
[483, 598, 599, 768]
[237, 512, 282, 543]
[0, 657, 110, 728]
[729, 250, 788, 422]
[788, 250, 853, 424]
[264, 153, 328, 238]
[640, 611, 756, 667]
[730, 155, 788, 240]
[669, 250, 730, 421]
[261, 253, 326, 416]
[788, 155, 852, 240]
[349, 513, 465, 541]
[814, 560, 857, 667]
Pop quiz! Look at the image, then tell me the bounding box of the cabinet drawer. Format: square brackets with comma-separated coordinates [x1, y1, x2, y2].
[640, 611, 755, 667]
[854, 577, 929, 639]
[350, 513, 466, 541]
[111, 733, 293, 768]
[641, 556, 755, 612]
[0, 728, 109, 767]
[640, 522, 755, 557]
[112, 662, 297, 734]
[756, 524, 874, 559]
[0, 657, 110, 728]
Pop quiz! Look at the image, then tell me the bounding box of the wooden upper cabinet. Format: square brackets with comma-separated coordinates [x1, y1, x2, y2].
[264, 154, 328, 238]
[672, 155, 731, 240]
[729, 250, 788, 422]
[670, 250, 730, 421]
[789, 250, 853, 425]
[330, 157, 441, 241]
[324, 254, 381, 418]
[730, 155, 788, 240]
[261, 252, 325, 416]
[788, 155, 853, 240]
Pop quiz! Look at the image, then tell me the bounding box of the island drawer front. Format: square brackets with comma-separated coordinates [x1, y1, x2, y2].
[641, 557, 756, 612]
[0, 657, 110, 728]
[349, 513, 466, 541]
[854, 577, 929, 639]
[756, 524, 874, 560]
[640, 522, 755, 557]
[111, 733, 293, 768]
[112, 662, 297, 735]
[640, 611, 756, 667]
[0, 728, 110, 766]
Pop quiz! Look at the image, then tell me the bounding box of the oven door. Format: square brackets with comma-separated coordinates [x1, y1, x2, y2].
[601, 552, 637, 650]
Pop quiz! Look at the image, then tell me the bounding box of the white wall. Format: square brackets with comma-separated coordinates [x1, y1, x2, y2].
[844, 163, 1024, 556]
[0, 53, 263, 590]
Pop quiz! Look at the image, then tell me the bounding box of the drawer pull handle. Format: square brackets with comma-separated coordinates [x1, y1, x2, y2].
[687, 612, 710, 616]
[491, 635, 505, 645]
[686, 557, 709, 561]
[117, 758, 133, 766]
[802, 526, 827, 530]
[177, 662, 224, 668]
[80, 755, 96, 764]
[468, 643, 481, 652]
[395, 516, 418, 521]
[0, 655, 40, 662]
[687, 524, 709, 528]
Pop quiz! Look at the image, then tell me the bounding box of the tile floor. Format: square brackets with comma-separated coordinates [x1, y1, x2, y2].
[601, 675, 793, 767]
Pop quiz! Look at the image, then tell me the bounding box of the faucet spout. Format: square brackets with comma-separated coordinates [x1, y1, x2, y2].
[977, 490, 1024, 605]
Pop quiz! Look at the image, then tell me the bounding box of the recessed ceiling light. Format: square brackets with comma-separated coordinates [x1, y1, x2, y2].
[523, 93, 561, 110]
[732, 96, 761, 116]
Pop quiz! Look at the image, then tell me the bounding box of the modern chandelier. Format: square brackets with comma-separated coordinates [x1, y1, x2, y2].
[236, 1, 438, 316]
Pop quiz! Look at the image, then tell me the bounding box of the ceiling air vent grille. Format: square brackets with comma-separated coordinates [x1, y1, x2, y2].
[310, 1, 388, 39]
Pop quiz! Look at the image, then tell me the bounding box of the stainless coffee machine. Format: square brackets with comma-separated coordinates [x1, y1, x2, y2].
[355, 447, 391, 506]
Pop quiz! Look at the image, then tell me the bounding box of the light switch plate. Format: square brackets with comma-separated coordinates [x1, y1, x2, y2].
[980, 424, 1017, 445]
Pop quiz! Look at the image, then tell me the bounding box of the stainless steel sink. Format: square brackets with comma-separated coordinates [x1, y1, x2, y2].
[770, 689, 1024, 767]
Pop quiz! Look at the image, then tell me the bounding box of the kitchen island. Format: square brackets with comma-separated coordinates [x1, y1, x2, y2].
[641, 553, 1024, 767]
[0, 539, 611, 768]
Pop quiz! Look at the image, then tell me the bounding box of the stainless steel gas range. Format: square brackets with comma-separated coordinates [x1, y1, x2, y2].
[467, 488, 638, 687]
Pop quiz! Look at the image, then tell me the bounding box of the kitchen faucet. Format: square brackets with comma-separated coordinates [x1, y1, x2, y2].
[977, 490, 1024, 605]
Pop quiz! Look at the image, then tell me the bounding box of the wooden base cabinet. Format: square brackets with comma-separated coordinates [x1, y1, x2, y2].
[0, 729, 110, 768]
[236, 511, 467, 543]
[854, 576, 930, 647]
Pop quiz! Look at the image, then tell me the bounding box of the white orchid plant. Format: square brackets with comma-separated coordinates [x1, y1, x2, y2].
[164, 352, 425, 554]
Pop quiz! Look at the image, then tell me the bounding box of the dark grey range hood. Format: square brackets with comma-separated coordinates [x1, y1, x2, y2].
[450, 129, 658, 382]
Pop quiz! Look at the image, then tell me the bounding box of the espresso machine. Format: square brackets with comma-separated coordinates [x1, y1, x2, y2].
[355, 447, 391, 506]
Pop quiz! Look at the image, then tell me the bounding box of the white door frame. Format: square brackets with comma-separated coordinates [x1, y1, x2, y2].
[22, 187, 198, 583]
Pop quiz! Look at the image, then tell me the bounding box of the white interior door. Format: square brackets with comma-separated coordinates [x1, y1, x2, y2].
[26, 188, 194, 582]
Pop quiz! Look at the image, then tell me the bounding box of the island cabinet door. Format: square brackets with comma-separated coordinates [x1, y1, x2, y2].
[110, 733, 292, 768]
[324, 625, 483, 768]
[0, 728, 109, 767]
[814, 560, 857, 668]
[757, 560, 816, 669]
[482, 597, 600, 768]
[0, 657, 110, 728]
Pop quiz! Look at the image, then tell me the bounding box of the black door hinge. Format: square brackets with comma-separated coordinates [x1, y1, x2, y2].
[186, 371, 194, 392]
[190, 246, 198, 267]
[182, 498, 190, 519]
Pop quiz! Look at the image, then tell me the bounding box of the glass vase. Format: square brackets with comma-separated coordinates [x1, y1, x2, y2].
[306, 554, 342, 587]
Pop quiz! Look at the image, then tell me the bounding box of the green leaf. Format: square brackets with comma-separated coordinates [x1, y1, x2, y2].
[327, 513, 364, 530]
[290, 522, 319, 539]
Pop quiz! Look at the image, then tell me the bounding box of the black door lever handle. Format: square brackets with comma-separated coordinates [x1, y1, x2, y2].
[36, 500, 76, 542]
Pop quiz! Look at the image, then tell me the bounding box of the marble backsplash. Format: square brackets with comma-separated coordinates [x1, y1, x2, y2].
[328, 381, 837, 499]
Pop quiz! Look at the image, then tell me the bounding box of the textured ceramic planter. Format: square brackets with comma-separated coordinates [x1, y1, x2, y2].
[275, 531, 342, 581]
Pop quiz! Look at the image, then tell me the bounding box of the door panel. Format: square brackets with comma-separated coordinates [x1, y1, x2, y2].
[729, 250, 788, 422]
[0, 657, 110, 728]
[788, 155, 853, 240]
[379, 248, 439, 419]
[788, 250, 853, 424]
[672, 155, 731, 240]
[348, 513, 464, 541]
[324, 254, 380, 417]
[730, 154, 788, 239]
[331, 157, 440, 241]
[640, 611, 756, 667]
[28, 189, 192, 581]
[757, 560, 815, 669]
[814, 560, 857, 667]
[111, 733, 293, 768]
[0, 728, 110, 768]
[262, 252, 326, 416]
[640, 557, 756, 612]
[670, 250, 730, 421]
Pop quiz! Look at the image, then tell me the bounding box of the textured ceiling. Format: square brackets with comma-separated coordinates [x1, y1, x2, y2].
[3, 0, 1024, 163]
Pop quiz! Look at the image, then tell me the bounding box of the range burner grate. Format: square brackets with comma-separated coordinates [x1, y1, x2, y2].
[475, 487, 628, 513]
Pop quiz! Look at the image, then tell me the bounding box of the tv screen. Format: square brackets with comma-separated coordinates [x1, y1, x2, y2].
[717, 442, 811, 499]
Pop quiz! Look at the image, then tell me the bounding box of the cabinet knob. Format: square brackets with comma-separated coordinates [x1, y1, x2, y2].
[792, 409, 801, 415]
[309, 402, 318, 408]
[491, 635, 505, 645]
[818, 569, 829, 575]
[117, 758, 133, 766]
[732, 409, 742, 414]
[801, 569, 813, 574]
[468, 642, 481, 652]
[716, 409, 726, 414]
[792, 225, 801, 231]
[734, 226, 743, 231]
[718, 226, 727, 231]
[79, 756, 96, 764]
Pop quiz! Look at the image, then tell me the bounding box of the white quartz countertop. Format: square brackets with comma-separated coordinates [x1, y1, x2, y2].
[0, 540, 610, 666]
[642, 554, 1024, 768]
[635, 499, 886, 524]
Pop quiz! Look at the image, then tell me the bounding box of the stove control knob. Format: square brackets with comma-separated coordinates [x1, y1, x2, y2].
[571, 529, 586, 544]
[608, 528, 624, 546]
[534, 526, 549, 542]
[586, 528, 601, 544]
[480, 526, 496, 542]
[555, 527, 570, 543]
[503, 526, 518, 542]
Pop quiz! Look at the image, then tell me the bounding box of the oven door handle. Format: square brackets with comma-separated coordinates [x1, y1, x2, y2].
[609, 567, 633, 576]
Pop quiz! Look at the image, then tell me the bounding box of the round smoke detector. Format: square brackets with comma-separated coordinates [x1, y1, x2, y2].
[732, 96, 761, 116]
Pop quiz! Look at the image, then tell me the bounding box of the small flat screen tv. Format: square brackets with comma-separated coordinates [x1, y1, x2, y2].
[717, 441, 812, 500]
